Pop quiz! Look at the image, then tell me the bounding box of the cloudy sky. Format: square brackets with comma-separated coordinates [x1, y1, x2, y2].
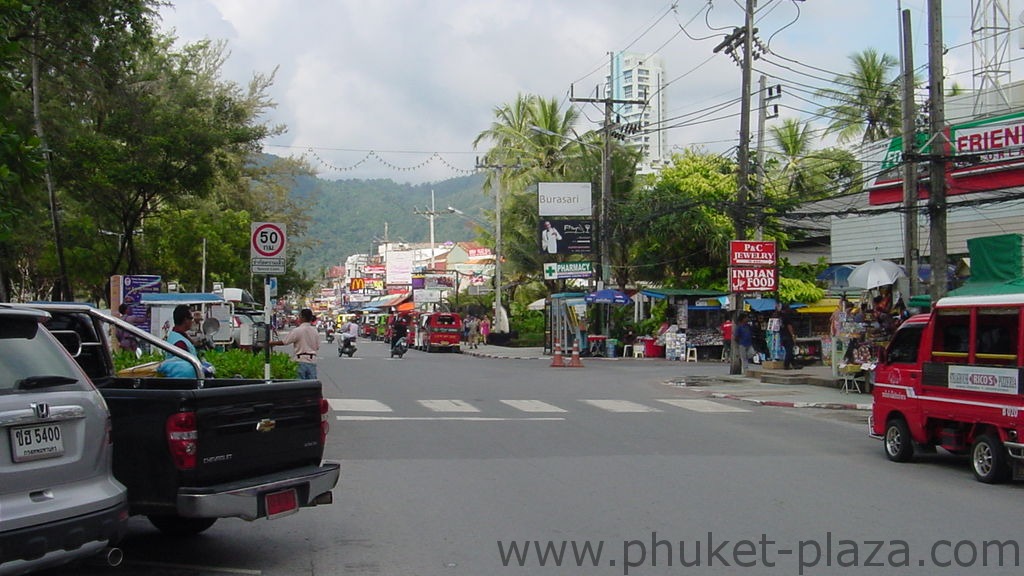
[156, 1, 1000, 184]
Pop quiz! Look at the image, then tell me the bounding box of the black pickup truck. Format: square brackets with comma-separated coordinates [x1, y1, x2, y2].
[24, 303, 339, 536]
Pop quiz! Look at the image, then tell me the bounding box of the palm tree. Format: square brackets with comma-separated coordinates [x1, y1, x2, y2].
[817, 48, 902, 144]
[769, 118, 813, 197]
[473, 94, 582, 295]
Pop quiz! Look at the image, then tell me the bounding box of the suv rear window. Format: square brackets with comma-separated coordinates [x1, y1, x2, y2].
[0, 318, 86, 393]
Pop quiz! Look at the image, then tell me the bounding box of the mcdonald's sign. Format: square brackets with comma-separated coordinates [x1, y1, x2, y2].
[350, 278, 366, 291]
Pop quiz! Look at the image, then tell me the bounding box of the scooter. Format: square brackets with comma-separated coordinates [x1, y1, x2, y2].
[338, 336, 357, 357]
[325, 328, 335, 344]
[390, 338, 408, 358]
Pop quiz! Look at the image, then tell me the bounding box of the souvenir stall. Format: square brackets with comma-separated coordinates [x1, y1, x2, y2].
[792, 298, 840, 366]
[638, 289, 729, 360]
[838, 259, 907, 384]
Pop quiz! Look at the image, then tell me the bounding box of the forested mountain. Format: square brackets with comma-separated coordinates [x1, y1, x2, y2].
[296, 172, 492, 275]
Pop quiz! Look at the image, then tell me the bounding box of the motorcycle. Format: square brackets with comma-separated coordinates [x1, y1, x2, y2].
[338, 336, 357, 357]
[325, 328, 335, 344]
[390, 338, 408, 358]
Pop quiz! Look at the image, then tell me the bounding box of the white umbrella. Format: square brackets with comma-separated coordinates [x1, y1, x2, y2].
[527, 298, 546, 311]
[847, 259, 906, 290]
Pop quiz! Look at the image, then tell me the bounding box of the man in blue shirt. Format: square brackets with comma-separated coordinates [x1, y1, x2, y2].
[734, 313, 754, 374]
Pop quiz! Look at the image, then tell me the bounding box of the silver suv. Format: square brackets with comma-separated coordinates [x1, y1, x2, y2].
[0, 306, 128, 575]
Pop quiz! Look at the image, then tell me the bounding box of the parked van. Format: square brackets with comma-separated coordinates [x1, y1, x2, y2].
[422, 312, 463, 353]
[870, 293, 1024, 483]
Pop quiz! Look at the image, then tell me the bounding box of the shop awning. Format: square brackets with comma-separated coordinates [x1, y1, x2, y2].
[362, 292, 411, 309]
[796, 298, 841, 314]
[640, 288, 728, 300]
[141, 293, 224, 305]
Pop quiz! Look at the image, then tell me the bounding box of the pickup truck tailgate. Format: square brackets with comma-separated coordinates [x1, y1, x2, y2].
[193, 380, 326, 484]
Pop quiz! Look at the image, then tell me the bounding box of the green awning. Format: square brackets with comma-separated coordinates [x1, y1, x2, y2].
[907, 294, 931, 308]
[947, 278, 1024, 297]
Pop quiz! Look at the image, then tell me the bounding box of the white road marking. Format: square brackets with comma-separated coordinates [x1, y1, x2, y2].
[657, 398, 751, 413]
[581, 399, 661, 413]
[500, 399, 568, 413]
[418, 399, 481, 412]
[327, 398, 393, 412]
[337, 416, 564, 422]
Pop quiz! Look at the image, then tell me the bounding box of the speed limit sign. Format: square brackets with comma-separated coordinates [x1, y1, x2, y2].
[251, 222, 286, 273]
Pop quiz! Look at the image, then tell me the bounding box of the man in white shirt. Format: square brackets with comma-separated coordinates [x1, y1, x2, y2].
[270, 308, 320, 379]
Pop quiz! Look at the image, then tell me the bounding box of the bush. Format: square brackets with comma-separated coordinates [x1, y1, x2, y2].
[113, 348, 297, 379]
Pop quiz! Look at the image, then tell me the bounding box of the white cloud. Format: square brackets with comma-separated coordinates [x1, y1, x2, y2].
[157, 0, 1000, 183]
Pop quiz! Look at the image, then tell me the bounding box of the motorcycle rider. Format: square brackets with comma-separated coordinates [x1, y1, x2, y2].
[390, 315, 409, 351]
[339, 317, 359, 351]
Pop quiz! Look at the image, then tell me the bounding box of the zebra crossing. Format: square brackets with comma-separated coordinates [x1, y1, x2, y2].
[328, 397, 750, 421]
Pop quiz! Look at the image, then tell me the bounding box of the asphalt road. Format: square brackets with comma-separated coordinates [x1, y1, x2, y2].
[68, 339, 1024, 576]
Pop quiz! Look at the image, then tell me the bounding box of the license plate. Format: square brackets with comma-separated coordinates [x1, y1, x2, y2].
[10, 423, 64, 463]
[265, 488, 298, 519]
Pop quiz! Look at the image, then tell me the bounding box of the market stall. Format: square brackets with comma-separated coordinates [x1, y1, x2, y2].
[638, 289, 729, 360]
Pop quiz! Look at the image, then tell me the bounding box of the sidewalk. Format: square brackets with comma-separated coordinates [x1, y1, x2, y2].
[461, 344, 872, 411]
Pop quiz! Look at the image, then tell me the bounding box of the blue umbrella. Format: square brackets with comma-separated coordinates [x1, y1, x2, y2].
[584, 289, 632, 305]
[816, 264, 856, 287]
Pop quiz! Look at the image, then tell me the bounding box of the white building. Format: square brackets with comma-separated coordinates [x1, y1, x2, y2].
[606, 52, 668, 173]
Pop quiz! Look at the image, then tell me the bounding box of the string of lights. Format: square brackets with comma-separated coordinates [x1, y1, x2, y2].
[300, 148, 478, 176]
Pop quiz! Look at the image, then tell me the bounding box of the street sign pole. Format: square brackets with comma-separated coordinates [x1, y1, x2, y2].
[264, 275, 272, 381]
[251, 222, 286, 381]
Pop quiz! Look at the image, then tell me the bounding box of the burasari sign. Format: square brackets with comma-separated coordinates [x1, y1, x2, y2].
[538, 182, 592, 216]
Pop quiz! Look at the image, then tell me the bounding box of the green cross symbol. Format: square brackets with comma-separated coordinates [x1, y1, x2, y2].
[544, 264, 557, 278]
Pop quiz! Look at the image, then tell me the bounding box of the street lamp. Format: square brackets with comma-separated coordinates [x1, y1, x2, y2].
[528, 125, 610, 288]
[447, 205, 497, 313]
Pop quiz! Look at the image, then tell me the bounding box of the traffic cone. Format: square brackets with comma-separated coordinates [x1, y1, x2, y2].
[566, 340, 584, 368]
[550, 339, 565, 368]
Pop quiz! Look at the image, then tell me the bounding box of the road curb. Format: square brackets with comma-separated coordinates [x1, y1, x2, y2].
[709, 392, 871, 411]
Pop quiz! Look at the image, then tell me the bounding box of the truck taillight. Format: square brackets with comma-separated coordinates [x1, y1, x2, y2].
[166, 411, 198, 470]
[320, 398, 330, 445]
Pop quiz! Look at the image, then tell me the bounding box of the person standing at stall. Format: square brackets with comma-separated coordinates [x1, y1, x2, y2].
[780, 304, 799, 370]
[734, 313, 754, 373]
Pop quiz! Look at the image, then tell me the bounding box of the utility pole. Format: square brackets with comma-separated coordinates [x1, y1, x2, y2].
[713, 0, 756, 375]
[476, 160, 520, 334]
[414, 189, 443, 270]
[571, 52, 645, 288]
[901, 9, 921, 297]
[754, 75, 780, 241]
[928, 0, 948, 302]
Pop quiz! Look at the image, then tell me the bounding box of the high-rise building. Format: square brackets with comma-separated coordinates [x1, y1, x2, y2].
[606, 52, 668, 172]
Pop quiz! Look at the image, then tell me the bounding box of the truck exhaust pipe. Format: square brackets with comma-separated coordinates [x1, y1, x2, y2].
[88, 547, 123, 567]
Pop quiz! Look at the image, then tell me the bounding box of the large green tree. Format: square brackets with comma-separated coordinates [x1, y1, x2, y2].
[817, 48, 902, 145]
[626, 150, 736, 287]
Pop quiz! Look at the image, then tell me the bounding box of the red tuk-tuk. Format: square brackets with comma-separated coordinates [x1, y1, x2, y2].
[422, 312, 463, 353]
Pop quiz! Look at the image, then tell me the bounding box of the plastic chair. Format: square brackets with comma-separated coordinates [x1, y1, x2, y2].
[622, 344, 633, 358]
[685, 347, 698, 362]
[633, 346, 645, 358]
[839, 365, 864, 394]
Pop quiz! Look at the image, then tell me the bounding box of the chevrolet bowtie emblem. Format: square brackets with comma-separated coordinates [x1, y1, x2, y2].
[256, 418, 276, 433]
